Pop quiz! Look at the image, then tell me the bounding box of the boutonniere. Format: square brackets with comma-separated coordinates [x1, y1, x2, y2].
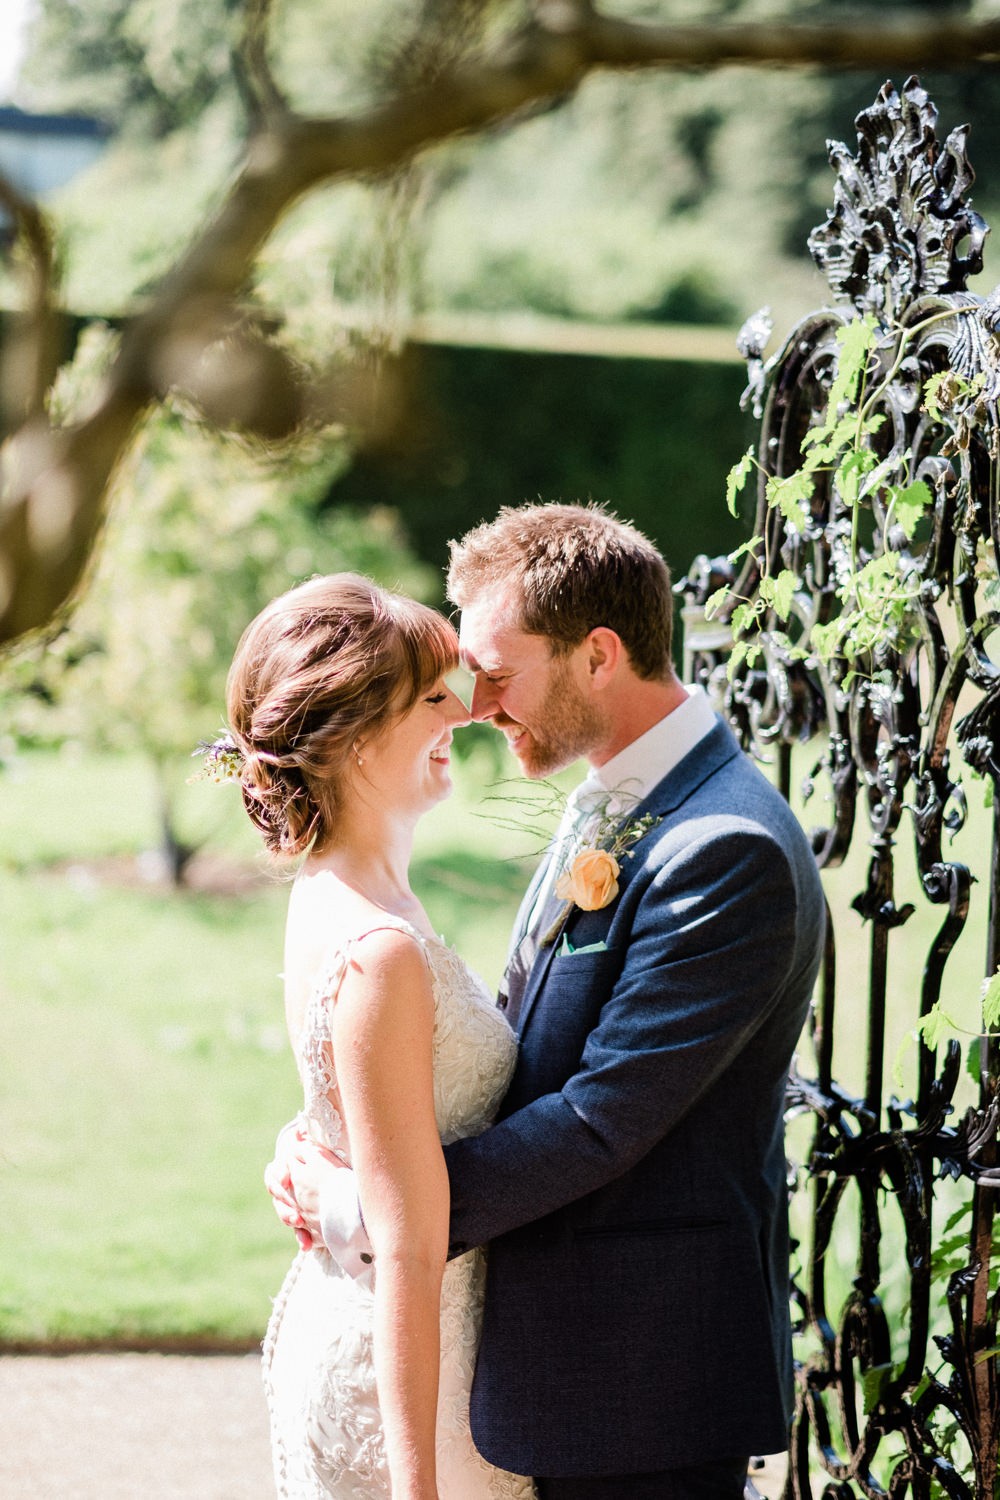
[542, 810, 663, 945]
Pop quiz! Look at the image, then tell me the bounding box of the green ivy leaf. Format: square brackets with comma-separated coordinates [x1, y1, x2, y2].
[924, 370, 954, 423]
[837, 448, 877, 509]
[704, 586, 731, 620]
[861, 1361, 896, 1415]
[967, 1034, 982, 1084]
[923, 369, 984, 423]
[730, 601, 758, 636]
[981, 968, 1000, 1030]
[726, 448, 755, 517]
[809, 619, 843, 660]
[829, 314, 878, 415]
[891, 480, 932, 540]
[770, 569, 798, 620]
[766, 470, 814, 530]
[726, 640, 748, 682]
[728, 535, 763, 565]
[915, 1002, 955, 1052]
[800, 413, 861, 466]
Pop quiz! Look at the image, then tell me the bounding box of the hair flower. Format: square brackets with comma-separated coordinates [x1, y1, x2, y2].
[189, 731, 244, 784]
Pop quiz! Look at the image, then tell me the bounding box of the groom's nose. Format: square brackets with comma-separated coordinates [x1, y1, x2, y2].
[470, 674, 499, 722]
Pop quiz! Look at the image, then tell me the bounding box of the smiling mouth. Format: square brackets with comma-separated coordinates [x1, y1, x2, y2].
[429, 748, 451, 763]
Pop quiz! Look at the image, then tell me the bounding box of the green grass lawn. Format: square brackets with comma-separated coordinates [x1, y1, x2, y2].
[0, 745, 541, 1347]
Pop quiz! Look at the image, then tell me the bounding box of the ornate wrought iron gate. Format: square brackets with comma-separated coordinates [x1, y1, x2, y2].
[682, 78, 1000, 1498]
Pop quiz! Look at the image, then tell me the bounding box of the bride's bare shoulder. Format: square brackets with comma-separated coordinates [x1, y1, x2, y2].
[283, 869, 428, 1007]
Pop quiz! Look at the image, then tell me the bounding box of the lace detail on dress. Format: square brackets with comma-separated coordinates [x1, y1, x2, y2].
[263, 921, 535, 1499]
[295, 949, 349, 1157]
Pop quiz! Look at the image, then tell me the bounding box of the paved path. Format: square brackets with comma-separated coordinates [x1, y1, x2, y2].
[0, 1353, 274, 1498]
[0, 1352, 789, 1497]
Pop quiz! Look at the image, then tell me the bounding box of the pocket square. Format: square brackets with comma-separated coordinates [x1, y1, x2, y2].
[557, 935, 609, 956]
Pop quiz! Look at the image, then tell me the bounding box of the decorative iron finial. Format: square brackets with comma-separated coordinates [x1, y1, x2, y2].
[808, 76, 988, 317]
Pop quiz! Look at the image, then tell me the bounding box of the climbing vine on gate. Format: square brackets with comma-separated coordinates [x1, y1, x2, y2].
[680, 77, 1000, 1497]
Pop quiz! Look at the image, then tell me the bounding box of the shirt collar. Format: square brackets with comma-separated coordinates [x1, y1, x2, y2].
[590, 683, 717, 816]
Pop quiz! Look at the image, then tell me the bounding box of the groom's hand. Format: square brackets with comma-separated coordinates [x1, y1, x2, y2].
[265, 1121, 342, 1251]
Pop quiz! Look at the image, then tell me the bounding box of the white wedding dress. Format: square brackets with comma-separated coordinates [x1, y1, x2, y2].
[262, 922, 536, 1499]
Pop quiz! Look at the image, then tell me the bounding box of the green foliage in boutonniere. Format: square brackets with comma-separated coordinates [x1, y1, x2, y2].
[477, 778, 662, 945]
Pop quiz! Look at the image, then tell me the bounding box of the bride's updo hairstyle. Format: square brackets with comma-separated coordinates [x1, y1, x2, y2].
[227, 573, 459, 858]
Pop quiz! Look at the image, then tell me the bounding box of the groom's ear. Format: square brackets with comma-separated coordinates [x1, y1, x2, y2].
[583, 627, 624, 687]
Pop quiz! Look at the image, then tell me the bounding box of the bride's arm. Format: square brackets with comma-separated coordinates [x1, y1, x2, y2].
[332, 929, 447, 1500]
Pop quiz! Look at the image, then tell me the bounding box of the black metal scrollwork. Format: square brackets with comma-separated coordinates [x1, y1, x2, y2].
[682, 78, 1000, 1497]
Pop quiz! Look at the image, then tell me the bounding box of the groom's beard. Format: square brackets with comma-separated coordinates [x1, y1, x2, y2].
[505, 657, 604, 779]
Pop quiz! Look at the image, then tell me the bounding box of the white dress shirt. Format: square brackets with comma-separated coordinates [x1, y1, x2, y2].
[525, 683, 717, 931]
[587, 681, 717, 815]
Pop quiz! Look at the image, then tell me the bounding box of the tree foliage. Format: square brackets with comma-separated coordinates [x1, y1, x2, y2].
[21, 0, 244, 136]
[2, 0, 1000, 657]
[17, 0, 1000, 332]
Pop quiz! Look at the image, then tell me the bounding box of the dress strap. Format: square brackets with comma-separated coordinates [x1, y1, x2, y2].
[351, 920, 429, 947]
[311, 922, 431, 1006]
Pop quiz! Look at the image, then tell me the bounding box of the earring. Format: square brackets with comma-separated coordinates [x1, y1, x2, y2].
[353, 742, 364, 768]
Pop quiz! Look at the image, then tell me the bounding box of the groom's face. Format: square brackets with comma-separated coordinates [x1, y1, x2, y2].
[459, 591, 603, 778]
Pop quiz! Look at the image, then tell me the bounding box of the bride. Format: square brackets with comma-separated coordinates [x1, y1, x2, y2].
[222, 573, 535, 1500]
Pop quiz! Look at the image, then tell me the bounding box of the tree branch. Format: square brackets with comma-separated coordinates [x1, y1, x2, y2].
[0, 171, 61, 431]
[5, 4, 1000, 645]
[232, 0, 290, 132]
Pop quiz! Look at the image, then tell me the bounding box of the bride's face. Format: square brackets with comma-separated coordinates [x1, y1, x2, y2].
[357, 679, 470, 819]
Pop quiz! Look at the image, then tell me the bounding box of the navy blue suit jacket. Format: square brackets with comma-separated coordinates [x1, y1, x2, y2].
[443, 718, 825, 1476]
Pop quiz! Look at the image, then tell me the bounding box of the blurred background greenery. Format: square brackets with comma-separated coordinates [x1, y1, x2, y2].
[2, 0, 1000, 1353]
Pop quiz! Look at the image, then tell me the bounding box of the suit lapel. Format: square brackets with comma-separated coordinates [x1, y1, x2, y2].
[512, 716, 741, 1038]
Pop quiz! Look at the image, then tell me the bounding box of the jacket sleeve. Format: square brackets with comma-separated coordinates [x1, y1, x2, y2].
[443, 824, 804, 1253]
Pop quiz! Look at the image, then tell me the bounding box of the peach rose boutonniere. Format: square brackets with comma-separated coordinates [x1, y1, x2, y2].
[556, 848, 620, 911]
[542, 809, 662, 944]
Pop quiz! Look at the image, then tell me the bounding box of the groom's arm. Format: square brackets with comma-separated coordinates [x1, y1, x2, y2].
[269, 825, 811, 1262]
[444, 823, 808, 1253]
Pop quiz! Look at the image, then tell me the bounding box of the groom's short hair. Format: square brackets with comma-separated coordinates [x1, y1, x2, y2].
[446, 502, 674, 681]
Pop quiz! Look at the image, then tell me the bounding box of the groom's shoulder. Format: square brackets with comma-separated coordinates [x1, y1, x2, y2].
[644, 741, 809, 861]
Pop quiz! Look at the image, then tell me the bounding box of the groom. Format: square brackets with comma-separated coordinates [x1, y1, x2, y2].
[272, 502, 825, 1498]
